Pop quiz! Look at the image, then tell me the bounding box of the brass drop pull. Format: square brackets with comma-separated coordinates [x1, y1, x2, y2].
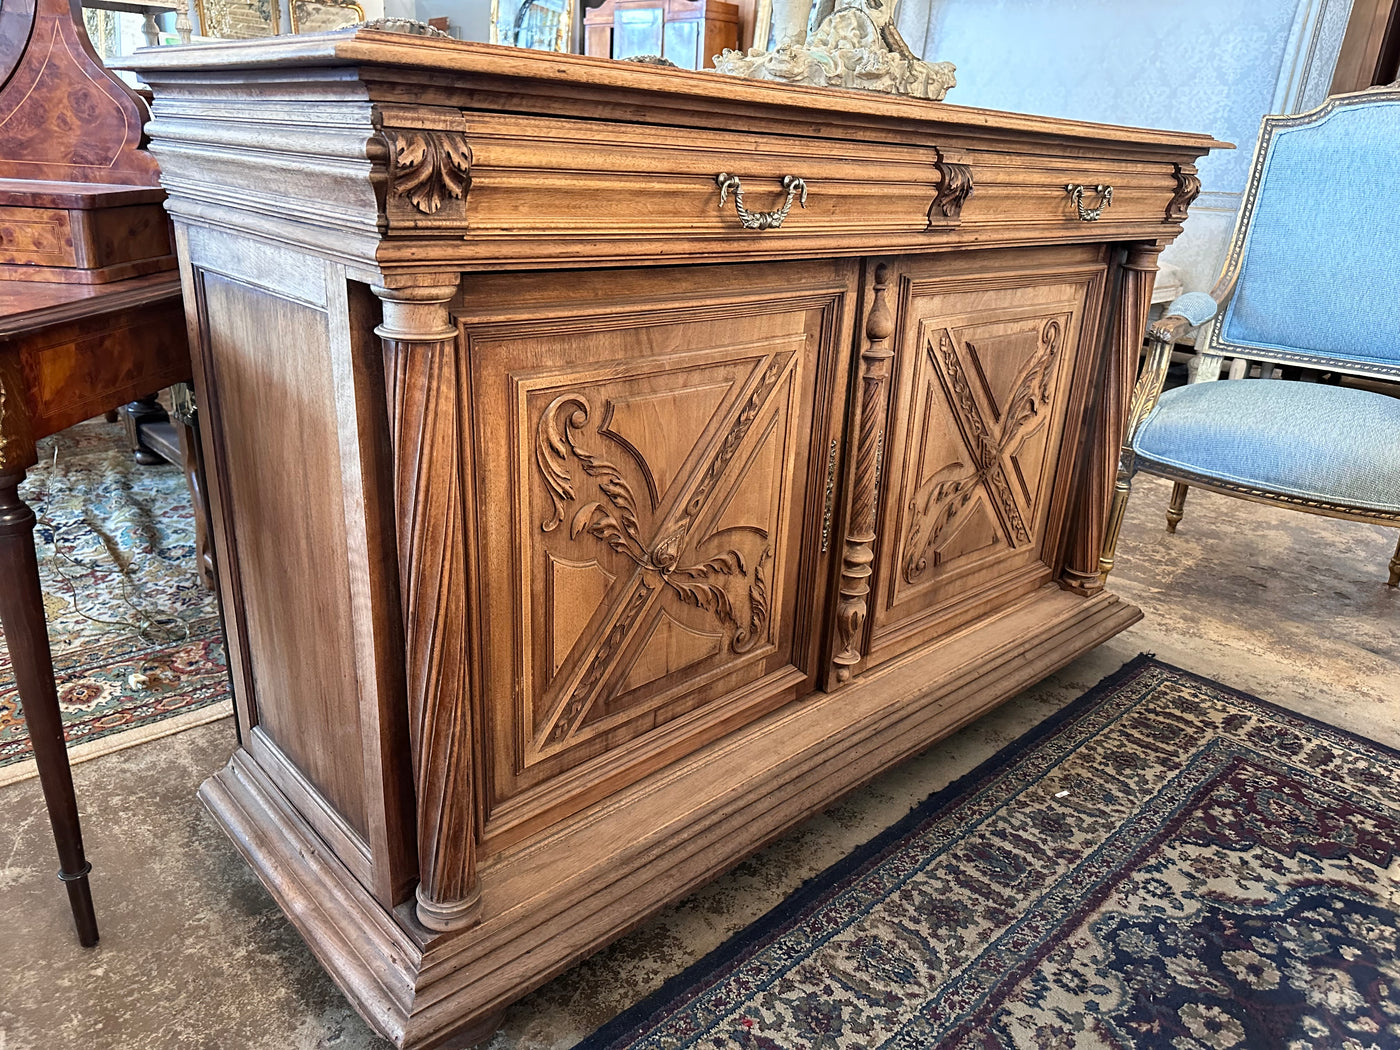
[1066, 183, 1113, 221]
[716, 173, 808, 231]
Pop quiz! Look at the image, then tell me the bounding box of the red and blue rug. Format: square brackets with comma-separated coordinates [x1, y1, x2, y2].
[578, 655, 1400, 1049]
[0, 418, 228, 783]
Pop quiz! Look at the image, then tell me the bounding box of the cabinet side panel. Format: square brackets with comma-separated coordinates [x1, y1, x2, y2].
[198, 270, 369, 840]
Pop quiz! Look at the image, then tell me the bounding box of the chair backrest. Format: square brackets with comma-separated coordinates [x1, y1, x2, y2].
[1204, 84, 1400, 380]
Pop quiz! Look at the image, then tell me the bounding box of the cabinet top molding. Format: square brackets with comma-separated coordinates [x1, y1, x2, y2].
[121, 33, 1227, 156]
[120, 35, 1228, 278]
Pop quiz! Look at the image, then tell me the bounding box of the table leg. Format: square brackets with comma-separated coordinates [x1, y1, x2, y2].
[0, 467, 98, 947]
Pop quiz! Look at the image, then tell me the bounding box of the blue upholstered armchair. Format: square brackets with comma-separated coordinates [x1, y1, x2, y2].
[1101, 83, 1400, 587]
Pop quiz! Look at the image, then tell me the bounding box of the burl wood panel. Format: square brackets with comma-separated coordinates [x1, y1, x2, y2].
[863, 245, 1108, 669]
[460, 260, 855, 851]
[197, 272, 370, 841]
[11, 295, 188, 437]
[0, 207, 77, 267]
[0, 0, 159, 185]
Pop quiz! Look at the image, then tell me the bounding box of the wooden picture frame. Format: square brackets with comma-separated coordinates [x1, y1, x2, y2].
[290, 0, 365, 33]
[490, 0, 575, 51]
[194, 0, 279, 38]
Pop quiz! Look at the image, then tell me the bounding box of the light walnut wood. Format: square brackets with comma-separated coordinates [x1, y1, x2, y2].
[125, 33, 1222, 1050]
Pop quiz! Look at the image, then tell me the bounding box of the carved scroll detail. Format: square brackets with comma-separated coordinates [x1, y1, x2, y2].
[903, 319, 1061, 584]
[384, 129, 472, 215]
[928, 154, 974, 223]
[831, 264, 896, 685]
[534, 365, 783, 695]
[1166, 163, 1202, 223]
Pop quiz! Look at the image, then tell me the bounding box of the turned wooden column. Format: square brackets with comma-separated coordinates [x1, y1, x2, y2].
[373, 280, 481, 933]
[1062, 242, 1163, 593]
[0, 356, 99, 946]
[830, 263, 895, 685]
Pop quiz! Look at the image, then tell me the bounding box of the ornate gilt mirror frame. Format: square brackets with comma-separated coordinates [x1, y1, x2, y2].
[194, 0, 279, 38]
[290, 0, 365, 33]
[490, 0, 575, 52]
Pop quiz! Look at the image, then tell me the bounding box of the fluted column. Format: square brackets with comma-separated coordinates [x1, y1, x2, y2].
[1061, 243, 1163, 594]
[373, 279, 481, 933]
[830, 263, 895, 685]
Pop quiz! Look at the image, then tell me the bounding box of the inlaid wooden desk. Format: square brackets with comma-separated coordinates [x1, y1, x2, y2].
[0, 273, 190, 944]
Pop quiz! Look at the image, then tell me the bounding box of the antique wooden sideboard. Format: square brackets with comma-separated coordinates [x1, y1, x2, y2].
[124, 33, 1223, 1049]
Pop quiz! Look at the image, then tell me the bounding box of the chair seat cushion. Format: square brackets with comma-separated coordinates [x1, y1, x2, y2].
[1132, 379, 1400, 514]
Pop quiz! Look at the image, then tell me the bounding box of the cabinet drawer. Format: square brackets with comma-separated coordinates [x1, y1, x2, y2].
[0, 206, 77, 266]
[962, 154, 1182, 235]
[440, 113, 945, 261]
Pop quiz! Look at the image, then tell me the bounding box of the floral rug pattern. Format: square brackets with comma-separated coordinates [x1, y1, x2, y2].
[0, 418, 228, 772]
[578, 656, 1400, 1050]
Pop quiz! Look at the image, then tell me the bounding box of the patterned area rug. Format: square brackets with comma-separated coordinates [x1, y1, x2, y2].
[578, 656, 1400, 1050]
[0, 418, 229, 784]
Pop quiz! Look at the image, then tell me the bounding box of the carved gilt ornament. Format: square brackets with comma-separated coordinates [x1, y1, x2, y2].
[713, 0, 956, 101]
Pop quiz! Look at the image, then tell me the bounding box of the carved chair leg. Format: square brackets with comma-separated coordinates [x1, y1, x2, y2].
[0, 469, 99, 947]
[1388, 532, 1399, 588]
[1098, 473, 1132, 580]
[1166, 482, 1189, 534]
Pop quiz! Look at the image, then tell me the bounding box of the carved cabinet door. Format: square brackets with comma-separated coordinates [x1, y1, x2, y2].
[860, 245, 1110, 672]
[459, 259, 857, 851]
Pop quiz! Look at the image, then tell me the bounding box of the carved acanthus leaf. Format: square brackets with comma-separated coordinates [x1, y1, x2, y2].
[386, 129, 472, 215]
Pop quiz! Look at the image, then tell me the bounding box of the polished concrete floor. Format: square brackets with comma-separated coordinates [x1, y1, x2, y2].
[1, 475, 1396, 1049]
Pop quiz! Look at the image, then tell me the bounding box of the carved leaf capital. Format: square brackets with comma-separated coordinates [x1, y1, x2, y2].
[929, 156, 974, 223]
[384, 128, 473, 215]
[1166, 164, 1201, 223]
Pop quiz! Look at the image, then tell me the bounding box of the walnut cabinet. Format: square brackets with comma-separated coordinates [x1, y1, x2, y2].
[125, 33, 1223, 1050]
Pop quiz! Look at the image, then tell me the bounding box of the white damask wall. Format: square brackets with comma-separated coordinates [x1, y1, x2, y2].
[896, 0, 1355, 295]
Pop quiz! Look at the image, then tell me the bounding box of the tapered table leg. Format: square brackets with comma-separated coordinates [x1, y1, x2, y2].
[0, 467, 98, 947]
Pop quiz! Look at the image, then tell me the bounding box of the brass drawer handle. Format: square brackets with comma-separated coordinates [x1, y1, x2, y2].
[1066, 183, 1113, 221]
[716, 173, 808, 231]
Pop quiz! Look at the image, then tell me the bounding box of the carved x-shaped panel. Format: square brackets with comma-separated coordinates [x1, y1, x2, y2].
[901, 315, 1066, 587]
[524, 347, 799, 762]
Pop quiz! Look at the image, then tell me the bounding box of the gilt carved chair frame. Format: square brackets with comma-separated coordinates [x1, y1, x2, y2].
[1101, 82, 1400, 586]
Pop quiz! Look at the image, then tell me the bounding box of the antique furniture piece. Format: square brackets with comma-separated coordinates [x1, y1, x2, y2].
[584, 0, 738, 69]
[1101, 84, 1400, 588]
[125, 33, 1222, 1048]
[0, 0, 193, 946]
